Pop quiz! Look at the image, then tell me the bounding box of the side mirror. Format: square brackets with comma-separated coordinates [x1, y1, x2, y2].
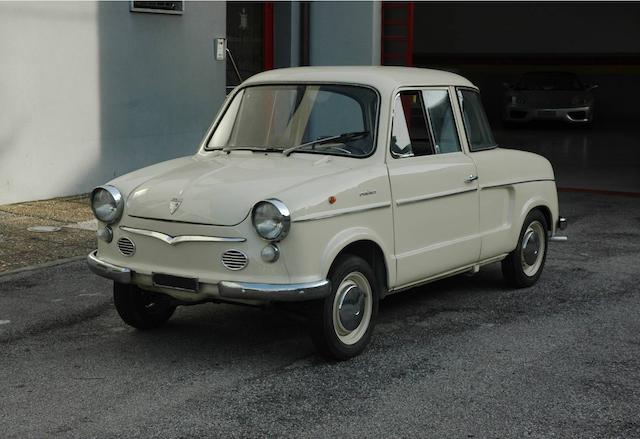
[587, 84, 599, 92]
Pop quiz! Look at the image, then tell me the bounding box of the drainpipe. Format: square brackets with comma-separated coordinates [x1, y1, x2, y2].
[300, 1, 310, 66]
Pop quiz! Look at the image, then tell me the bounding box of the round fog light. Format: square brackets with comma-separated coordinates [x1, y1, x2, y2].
[97, 225, 113, 243]
[261, 244, 279, 263]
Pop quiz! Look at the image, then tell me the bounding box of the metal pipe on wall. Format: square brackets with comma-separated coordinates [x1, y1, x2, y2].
[300, 1, 310, 66]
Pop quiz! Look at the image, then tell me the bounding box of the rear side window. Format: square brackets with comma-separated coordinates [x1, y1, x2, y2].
[390, 91, 433, 158]
[422, 90, 461, 154]
[457, 89, 497, 151]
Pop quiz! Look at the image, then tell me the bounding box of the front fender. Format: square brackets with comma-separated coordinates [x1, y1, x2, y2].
[320, 226, 395, 288]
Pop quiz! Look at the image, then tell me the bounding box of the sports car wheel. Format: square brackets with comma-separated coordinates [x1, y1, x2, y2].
[502, 210, 549, 288]
[309, 255, 379, 360]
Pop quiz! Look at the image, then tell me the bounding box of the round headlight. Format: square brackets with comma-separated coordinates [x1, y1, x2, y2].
[252, 199, 291, 241]
[91, 185, 124, 224]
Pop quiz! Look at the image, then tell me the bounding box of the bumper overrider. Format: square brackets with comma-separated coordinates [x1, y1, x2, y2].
[86, 250, 330, 302]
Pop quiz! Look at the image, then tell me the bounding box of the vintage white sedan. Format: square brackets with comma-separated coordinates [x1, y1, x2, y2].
[87, 67, 567, 359]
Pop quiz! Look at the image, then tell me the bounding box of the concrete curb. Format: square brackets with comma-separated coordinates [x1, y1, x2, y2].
[0, 255, 87, 278]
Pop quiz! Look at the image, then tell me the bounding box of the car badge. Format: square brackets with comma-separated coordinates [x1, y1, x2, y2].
[169, 198, 182, 215]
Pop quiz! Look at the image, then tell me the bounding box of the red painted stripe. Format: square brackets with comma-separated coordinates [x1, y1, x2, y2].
[406, 2, 414, 66]
[558, 187, 640, 198]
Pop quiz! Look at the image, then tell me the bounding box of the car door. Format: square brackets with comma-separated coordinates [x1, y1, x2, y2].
[456, 88, 515, 260]
[387, 88, 481, 287]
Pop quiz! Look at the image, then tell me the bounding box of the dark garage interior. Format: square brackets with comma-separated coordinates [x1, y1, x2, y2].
[407, 2, 640, 194]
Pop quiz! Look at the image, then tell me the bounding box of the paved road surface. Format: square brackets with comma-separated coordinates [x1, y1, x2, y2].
[1, 193, 639, 438]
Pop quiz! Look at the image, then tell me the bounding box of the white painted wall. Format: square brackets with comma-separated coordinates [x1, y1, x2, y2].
[0, 1, 226, 204]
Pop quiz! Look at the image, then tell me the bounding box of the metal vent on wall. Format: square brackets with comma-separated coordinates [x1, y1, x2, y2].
[221, 249, 248, 271]
[117, 237, 136, 257]
[130, 1, 184, 15]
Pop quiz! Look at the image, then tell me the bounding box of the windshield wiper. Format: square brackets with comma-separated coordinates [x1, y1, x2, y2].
[283, 131, 369, 157]
[221, 146, 283, 153]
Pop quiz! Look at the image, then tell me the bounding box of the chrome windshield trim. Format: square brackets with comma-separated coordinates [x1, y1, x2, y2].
[396, 187, 476, 207]
[292, 201, 391, 223]
[119, 226, 246, 245]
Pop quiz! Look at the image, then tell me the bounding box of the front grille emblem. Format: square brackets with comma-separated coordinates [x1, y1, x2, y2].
[169, 198, 182, 215]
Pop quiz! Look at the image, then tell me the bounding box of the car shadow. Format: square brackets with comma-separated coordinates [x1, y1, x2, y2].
[107, 263, 510, 364]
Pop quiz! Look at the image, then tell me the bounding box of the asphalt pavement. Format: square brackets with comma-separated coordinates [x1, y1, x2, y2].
[1, 192, 639, 438]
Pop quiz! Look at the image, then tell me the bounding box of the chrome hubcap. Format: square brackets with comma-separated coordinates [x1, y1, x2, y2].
[332, 272, 372, 345]
[338, 285, 365, 331]
[521, 221, 546, 276]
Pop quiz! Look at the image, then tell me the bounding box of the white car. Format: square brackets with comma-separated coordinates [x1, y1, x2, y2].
[87, 66, 567, 360]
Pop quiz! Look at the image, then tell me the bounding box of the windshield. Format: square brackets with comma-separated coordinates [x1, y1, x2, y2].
[515, 72, 584, 91]
[207, 84, 378, 157]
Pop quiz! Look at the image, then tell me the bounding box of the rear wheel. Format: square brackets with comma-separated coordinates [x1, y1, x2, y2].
[502, 210, 548, 288]
[113, 282, 176, 329]
[309, 255, 379, 360]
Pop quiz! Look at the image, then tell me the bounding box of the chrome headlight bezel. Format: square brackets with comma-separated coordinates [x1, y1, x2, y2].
[251, 198, 291, 242]
[90, 185, 124, 225]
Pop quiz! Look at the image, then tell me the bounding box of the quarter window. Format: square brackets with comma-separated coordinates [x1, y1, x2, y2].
[457, 89, 497, 151]
[391, 91, 433, 158]
[422, 90, 461, 154]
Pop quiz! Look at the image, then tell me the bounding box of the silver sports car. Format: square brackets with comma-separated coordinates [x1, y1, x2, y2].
[503, 71, 597, 125]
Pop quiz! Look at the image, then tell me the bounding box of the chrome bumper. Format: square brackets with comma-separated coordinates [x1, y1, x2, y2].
[558, 216, 568, 230]
[504, 105, 592, 123]
[86, 251, 330, 302]
[218, 280, 330, 301]
[87, 250, 132, 283]
[550, 216, 568, 242]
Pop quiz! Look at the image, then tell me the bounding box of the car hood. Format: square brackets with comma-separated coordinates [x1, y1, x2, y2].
[124, 152, 348, 226]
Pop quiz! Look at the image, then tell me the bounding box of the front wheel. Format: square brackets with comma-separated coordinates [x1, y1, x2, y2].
[113, 282, 176, 329]
[502, 210, 549, 288]
[309, 255, 379, 360]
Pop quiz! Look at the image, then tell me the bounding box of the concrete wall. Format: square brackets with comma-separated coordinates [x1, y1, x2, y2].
[0, 1, 226, 205]
[309, 1, 380, 66]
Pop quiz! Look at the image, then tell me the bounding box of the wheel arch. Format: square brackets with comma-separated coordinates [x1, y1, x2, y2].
[321, 229, 393, 297]
[520, 196, 555, 233]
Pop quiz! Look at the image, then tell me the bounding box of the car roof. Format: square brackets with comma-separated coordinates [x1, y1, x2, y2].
[241, 66, 477, 92]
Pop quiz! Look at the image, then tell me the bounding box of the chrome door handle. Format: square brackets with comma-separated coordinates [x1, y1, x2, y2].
[464, 174, 478, 183]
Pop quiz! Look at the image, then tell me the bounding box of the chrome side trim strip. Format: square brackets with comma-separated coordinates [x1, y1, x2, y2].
[292, 202, 391, 223]
[389, 254, 507, 294]
[119, 226, 246, 245]
[395, 187, 476, 206]
[480, 178, 555, 190]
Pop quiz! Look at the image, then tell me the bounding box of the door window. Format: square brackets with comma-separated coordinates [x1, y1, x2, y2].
[422, 90, 461, 154]
[457, 89, 497, 151]
[391, 91, 433, 158]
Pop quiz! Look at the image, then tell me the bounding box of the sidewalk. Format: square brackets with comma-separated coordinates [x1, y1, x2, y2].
[0, 195, 97, 273]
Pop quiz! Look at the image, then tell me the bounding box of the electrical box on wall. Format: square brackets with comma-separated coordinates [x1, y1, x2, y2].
[215, 38, 226, 61]
[130, 1, 184, 15]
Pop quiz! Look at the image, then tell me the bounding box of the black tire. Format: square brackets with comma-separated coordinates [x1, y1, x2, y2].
[502, 209, 549, 288]
[113, 282, 176, 329]
[309, 254, 379, 360]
